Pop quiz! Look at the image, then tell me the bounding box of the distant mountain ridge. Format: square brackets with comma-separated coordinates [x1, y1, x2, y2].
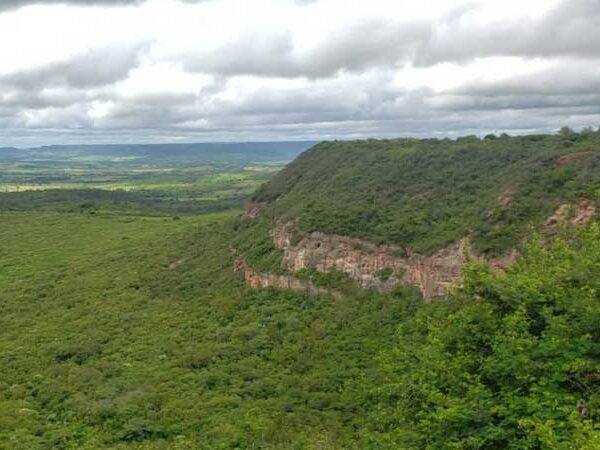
[0, 141, 318, 165]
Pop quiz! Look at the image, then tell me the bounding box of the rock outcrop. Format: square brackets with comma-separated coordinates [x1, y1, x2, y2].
[241, 202, 268, 220]
[272, 222, 511, 301]
[546, 200, 597, 227]
[234, 257, 331, 296]
[237, 199, 594, 301]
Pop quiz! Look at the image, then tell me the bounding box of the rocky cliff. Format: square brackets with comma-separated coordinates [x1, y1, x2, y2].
[236, 199, 595, 301]
[233, 256, 331, 296]
[271, 221, 516, 301]
[235, 134, 600, 300]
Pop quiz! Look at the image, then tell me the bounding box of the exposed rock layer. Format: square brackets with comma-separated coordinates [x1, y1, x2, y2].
[234, 257, 330, 296]
[237, 199, 595, 300]
[546, 200, 597, 227]
[273, 222, 515, 301]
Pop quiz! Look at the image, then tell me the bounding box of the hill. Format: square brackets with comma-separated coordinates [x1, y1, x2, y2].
[236, 130, 600, 299]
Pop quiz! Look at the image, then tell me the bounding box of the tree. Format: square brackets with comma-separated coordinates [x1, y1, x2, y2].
[368, 226, 600, 449]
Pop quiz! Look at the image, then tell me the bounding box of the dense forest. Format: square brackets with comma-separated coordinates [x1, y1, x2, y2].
[1, 131, 599, 449]
[251, 129, 600, 256]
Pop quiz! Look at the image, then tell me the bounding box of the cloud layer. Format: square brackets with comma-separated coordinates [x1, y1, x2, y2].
[0, 0, 599, 146]
[0, 0, 145, 12]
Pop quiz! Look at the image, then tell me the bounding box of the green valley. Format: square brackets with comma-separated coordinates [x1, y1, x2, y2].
[1, 133, 600, 449]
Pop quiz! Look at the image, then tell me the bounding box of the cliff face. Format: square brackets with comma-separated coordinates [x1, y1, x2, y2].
[233, 257, 331, 296]
[272, 222, 513, 301]
[237, 199, 595, 301]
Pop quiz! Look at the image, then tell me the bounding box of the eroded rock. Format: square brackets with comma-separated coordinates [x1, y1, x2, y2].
[241, 202, 268, 220]
[237, 198, 595, 300]
[546, 200, 596, 227]
[234, 257, 331, 297]
[273, 222, 498, 301]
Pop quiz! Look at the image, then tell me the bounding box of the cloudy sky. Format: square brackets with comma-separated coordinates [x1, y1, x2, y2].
[0, 0, 599, 146]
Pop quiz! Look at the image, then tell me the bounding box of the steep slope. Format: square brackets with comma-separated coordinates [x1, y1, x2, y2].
[235, 131, 600, 299]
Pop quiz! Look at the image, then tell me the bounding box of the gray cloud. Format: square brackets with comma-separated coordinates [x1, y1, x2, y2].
[184, 32, 298, 78]
[1, 0, 600, 146]
[182, 20, 430, 78]
[182, 0, 600, 79]
[2, 64, 600, 147]
[0, 43, 149, 90]
[415, 0, 600, 65]
[452, 62, 600, 97]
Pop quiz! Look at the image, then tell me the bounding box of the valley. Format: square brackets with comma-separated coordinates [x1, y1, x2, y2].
[1, 133, 599, 449]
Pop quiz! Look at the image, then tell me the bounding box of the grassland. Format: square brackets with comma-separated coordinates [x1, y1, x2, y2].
[0, 159, 281, 214]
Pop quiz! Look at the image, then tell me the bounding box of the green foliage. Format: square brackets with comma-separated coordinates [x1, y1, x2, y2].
[232, 214, 285, 273]
[251, 132, 600, 256]
[375, 267, 394, 282]
[296, 268, 355, 289]
[0, 211, 419, 449]
[367, 225, 600, 449]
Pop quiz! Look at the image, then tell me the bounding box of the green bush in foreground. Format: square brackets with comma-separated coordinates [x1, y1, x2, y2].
[368, 225, 600, 449]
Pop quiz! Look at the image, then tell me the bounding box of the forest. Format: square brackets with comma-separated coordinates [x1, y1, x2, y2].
[1, 132, 599, 449]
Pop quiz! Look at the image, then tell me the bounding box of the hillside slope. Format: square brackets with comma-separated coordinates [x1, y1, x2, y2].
[0, 211, 418, 449]
[236, 131, 600, 298]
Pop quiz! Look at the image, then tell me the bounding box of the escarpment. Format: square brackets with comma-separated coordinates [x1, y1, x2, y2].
[253, 199, 594, 300]
[235, 214, 521, 301]
[271, 221, 518, 301]
[234, 257, 331, 296]
[235, 135, 600, 300]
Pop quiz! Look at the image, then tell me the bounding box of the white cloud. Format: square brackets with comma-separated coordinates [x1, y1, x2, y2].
[0, 0, 598, 146]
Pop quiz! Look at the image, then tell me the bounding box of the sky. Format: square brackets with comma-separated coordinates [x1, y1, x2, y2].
[0, 0, 599, 147]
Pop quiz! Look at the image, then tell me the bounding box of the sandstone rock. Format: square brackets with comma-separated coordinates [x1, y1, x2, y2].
[272, 222, 486, 301]
[241, 202, 268, 220]
[546, 200, 596, 227]
[234, 257, 331, 296]
[237, 198, 595, 300]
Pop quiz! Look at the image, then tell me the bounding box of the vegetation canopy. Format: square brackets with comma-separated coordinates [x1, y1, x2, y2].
[1, 132, 599, 449]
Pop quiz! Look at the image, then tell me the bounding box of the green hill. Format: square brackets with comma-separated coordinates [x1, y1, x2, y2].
[251, 131, 600, 256]
[234, 131, 600, 299]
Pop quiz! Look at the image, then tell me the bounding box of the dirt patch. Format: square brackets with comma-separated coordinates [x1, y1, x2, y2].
[241, 202, 268, 220]
[498, 187, 515, 208]
[572, 200, 597, 225]
[557, 151, 593, 166]
[546, 200, 596, 227]
[169, 258, 184, 271]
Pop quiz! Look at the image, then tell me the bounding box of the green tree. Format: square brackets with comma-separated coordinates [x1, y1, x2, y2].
[368, 226, 600, 449]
